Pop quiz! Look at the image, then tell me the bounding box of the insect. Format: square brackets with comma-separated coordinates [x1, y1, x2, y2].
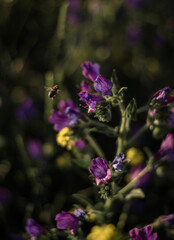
[45, 85, 60, 99]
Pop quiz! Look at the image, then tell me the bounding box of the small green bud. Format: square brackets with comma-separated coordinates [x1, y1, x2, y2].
[94, 104, 112, 122]
[126, 98, 137, 119]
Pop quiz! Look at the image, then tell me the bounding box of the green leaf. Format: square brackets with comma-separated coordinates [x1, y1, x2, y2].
[125, 188, 145, 200]
[118, 87, 128, 95]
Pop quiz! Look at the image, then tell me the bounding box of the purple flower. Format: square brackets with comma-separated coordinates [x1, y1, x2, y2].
[55, 211, 78, 234]
[49, 100, 81, 131]
[111, 153, 125, 171]
[161, 214, 174, 226]
[75, 139, 86, 150]
[157, 134, 174, 161]
[15, 97, 38, 121]
[78, 92, 103, 113]
[80, 80, 92, 92]
[81, 61, 100, 82]
[89, 158, 111, 185]
[25, 218, 44, 239]
[152, 87, 174, 104]
[129, 164, 150, 188]
[27, 139, 43, 160]
[94, 75, 113, 96]
[129, 225, 158, 240]
[74, 209, 87, 220]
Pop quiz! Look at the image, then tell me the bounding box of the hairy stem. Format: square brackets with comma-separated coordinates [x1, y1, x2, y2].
[116, 115, 127, 154]
[113, 158, 153, 199]
[136, 105, 149, 114]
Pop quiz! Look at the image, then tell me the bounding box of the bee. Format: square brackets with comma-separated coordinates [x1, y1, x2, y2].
[45, 85, 60, 99]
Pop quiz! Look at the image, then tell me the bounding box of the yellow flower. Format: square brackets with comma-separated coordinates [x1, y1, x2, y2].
[56, 152, 72, 168]
[87, 224, 116, 240]
[126, 147, 144, 166]
[56, 127, 74, 150]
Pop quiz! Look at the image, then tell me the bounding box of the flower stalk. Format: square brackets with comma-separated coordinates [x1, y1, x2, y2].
[114, 157, 154, 199]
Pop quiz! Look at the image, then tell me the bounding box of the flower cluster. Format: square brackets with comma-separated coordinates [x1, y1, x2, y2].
[33, 62, 174, 240]
[86, 224, 117, 240]
[49, 99, 81, 131]
[129, 225, 158, 240]
[151, 86, 174, 105]
[78, 61, 113, 113]
[148, 86, 174, 139]
[88, 154, 125, 186]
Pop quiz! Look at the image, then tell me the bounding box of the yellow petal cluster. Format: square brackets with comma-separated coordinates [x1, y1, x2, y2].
[87, 224, 116, 240]
[56, 127, 74, 150]
[126, 147, 144, 166]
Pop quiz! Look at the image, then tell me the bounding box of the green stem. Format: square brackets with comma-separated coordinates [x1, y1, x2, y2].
[85, 134, 106, 159]
[118, 101, 126, 115]
[136, 105, 148, 114]
[113, 158, 153, 199]
[104, 198, 112, 212]
[127, 123, 149, 146]
[116, 115, 127, 154]
[89, 119, 115, 133]
[117, 203, 129, 231]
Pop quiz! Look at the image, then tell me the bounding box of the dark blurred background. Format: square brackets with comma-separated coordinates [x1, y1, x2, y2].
[1, 0, 174, 239]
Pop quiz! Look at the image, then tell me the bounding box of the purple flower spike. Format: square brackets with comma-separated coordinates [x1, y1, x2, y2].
[157, 134, 174, 161]
[94, 75, 113, 96]
[55, 211, 78, 234]
[49, 100, 81, 131]
[78, 92, 103, 113]
[25, 218, 44, 239]
[152, 87, 174, 104]
[81, 61, 100, 82]
[80, 80, 92, 92]
[74, 209, 87, 220]
[89, 157, 111, 185]
[129, 225, 158, 240]
[161, 214, 174, 226]
[111, 153, 125, 171]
